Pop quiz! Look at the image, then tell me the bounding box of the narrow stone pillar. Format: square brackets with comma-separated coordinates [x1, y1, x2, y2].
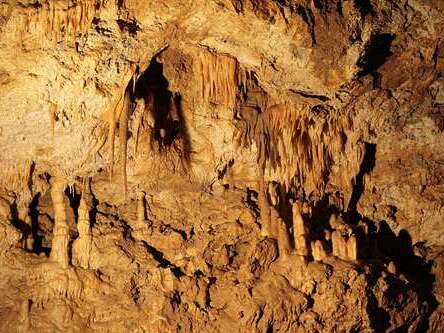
[332, 230, 347, 260]
[312, 240, 327, 262]
[277, 218, 292, 259]
[346, 235, 358, 261]
[293, 202, 309, 256]
[270, 207, 280, 238]
[72, 197, 91, 269]
[258, 178, 271, 237]
[50, 178, 69, 268]
[136, 191, 146, 228]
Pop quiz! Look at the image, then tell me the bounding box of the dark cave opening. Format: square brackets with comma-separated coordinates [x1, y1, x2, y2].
[357, 33, 395, 77]
[348, 142, 376, 222]
[134, 58, 191, 160]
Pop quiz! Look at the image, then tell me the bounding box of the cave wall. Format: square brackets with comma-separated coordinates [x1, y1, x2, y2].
[0, 0, 443, 331]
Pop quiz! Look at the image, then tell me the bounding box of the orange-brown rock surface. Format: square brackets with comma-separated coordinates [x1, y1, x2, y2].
[0, 0, 443, 331]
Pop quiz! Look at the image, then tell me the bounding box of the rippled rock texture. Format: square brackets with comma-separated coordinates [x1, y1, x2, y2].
[0, 0, 443, 331]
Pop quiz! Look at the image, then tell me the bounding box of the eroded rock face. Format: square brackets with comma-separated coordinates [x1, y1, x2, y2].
[0, 0, 443, 331]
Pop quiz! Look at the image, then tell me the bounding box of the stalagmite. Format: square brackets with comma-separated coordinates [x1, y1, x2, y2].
[270, 206, 280, 238]
[311, 240, 328, 262]
[331, 231, 347, 260]
[332, 231, 341, 258]
[293, 202, 309, 256]
[72, 197, 92, 269]
[292, 202, 307, 236]
[24, 216, 34, 251]
[387, 261, 397, 275]
[268, 182, 279, 206]
[346, 235, 358, 261]
[258, 176, 271, 237]
[50, 177, 69, 268]
[277, 218, 292, 259]
[136, 191, 146, 228]
[296, 235, 309, 256]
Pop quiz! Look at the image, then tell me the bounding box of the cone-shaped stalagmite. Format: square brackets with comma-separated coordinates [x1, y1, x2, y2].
[332, 230, 347, 260]
[346, 235, 358, 261]
[136, 191, 146, 228]
[311, 240, 327, 262]
[270, 206, 280, 238]
[293, 202, 309, 256]
[50, 177, 70, 268]
[258, 176, 271, 237]
[72, 197, 92, 269]
[277, 218, 292, 259]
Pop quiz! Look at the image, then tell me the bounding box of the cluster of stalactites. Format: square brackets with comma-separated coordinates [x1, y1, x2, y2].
[238, 102, 359, 195]
[14, 0, 100, 44]
[197, 50, 244, 109]
[0, 160, 33, 206]
[257, 180, 360, 262]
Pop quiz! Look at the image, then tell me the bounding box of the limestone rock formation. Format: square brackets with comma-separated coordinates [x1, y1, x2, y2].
[0, 0, 443, 331]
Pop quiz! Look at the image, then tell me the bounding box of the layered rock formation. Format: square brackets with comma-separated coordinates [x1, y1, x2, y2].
[0, 0, 443, 331]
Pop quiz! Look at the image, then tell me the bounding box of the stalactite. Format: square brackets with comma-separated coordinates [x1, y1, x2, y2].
[133, 98, 145, 156]
[16, 0, 100, 45]
[50, 177, 69, 269]
[236, 100, 359, 195]
[72, 196, 92, 269]
[119, 91, 130, 199]
[197, 50, 239, 108]
[0, 160, 33, 205]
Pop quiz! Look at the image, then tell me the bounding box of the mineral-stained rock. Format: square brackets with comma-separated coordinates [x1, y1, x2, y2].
[0, 0, 443, 331]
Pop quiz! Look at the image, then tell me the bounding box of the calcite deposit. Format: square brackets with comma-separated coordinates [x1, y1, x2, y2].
[0, 0, 443, 331]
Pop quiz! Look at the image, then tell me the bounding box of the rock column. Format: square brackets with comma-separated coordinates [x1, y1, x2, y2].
[72, 196, 91, 269]
[50, 178, 69, 268]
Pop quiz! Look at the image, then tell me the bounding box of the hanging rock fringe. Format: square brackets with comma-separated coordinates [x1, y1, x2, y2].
[197, 50, 240, 109]
[10, 0, 101, 44]
[236, 103, 359, 194]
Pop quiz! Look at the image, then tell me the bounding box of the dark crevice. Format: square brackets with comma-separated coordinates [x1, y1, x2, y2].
[294, 5, 316, 46]
[142, 241, 185, 278]
[366, 271, 392, 331]
[348, 142, 376, 222]
[376, 223, 438, 331]
[116, 19, 140, 36]
[353, 0, 374, 18]
[65, 187, 81, 225]
[358, 34, 395, 77]
[290, 89, 330, 102]
[29, 194, 47, 255]
[134, 58, 191, 158]
[10, 202, 31, 243]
